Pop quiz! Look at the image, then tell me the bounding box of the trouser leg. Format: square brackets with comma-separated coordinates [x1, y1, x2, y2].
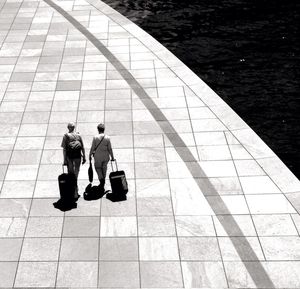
[95, 161, 108, 191]
[67, 158, 81, 198]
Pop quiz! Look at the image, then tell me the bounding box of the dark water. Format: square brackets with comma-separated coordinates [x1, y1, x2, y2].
[102, 0, 300, 179]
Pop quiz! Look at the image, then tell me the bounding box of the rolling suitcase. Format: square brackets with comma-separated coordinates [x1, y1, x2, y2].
[107, 160, 128, 202]
[58, 165, 77, 201]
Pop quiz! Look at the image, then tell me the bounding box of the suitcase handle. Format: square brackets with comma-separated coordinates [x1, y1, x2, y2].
[62, 164, 67, 173]
[110, 159, 118, 172]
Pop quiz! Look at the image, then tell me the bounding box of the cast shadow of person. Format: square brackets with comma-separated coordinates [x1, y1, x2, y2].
[83, 184, 127, 202]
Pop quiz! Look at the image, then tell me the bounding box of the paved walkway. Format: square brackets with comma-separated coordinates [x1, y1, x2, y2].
[0, 0, 300, 287]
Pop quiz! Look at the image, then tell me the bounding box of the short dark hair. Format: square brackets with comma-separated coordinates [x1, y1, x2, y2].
[97, 123, 105, 133]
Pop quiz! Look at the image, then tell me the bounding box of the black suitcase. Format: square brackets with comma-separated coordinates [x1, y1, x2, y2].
[107, 160, 128, 202]
[58, 165, 77, 201]
[53, 166, 77, 211]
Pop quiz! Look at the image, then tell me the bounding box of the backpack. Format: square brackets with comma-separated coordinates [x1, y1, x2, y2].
[66, 133, 82, 159]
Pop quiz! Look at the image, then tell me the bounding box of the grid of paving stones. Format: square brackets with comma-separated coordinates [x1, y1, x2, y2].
[0, 0, 300, 288]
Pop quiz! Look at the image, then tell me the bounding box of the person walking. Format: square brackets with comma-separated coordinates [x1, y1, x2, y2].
[61, 122, 86, 199]
[89, 123, 114, 192]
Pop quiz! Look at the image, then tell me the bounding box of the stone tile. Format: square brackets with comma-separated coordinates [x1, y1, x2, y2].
[60, 237, 99, 261]
[178, 237, 221, 261]
[182, 261, 227, 288]
[0, 137, 15, 150]
[77, 110, 104, 122]
[34, 180, 59, 197]
[10, 149, 42, 165]
[98, 261, 139, 287]
[28, 91, 54, 102]
[0, 150, 11, 164]
[197, 145, 232, 161]
[40, 149, 61, 164]
[134, 134, 164, 148]
[19, 123, 47, 136]
[136, 179, 170, 198]
[229, 144, 252, 159]
[235, 159, 265, 176]
[286, 192, 300, 215]
[15, 261, 57, 287]
[140, 261, 183, 288]
[26, 101, 52, 111]
[58, 71, 82, 81]
[5, 164, 39, 180]
[20, 238, 60, 261]
[133, 120, 163, 134]
[0, 123, 19, 136]
[139, 237, 179, 261]
[169, 178, 213, 215]
[101, 196, 136, 216]
[246, 194, 296, 214]
[99, 237, 138, 261]
[52, 100, 78, 111]
[0, 199, 30, 217]
[137, 197, 173, 216]
[240, 176, 282, 194]
[0, 101, 26, 113]
[30, 198, 64, 216]
[199, 176, 243, 195]
[135, 162, 168, 178]
[0, 262, 18, 287]
[213, 215, 257, 237]
[25, 216, 63, 237]
[253, 214, 298, 236]
[100, 216, 137, 237]
[1, 180, 35, 198]
[138, 216, 176, 236]
[260, 236, 300, 260]
[0, 217, 27, 237]
[63, 216, 100, 237]
[291, 214, 300, 234]
[105, 99, 131, 110]
[105, 109, 132, 122]
[224, 261, 300, 288]
[167, 160, 236, 178]
[56, 80, 81, 91]
[78, 99, 104, 111]
[56, 261, 98, 287]
[218, 236, 265, 261]
[0, 238, 22, 261]
[54, 90, 80, 101]
[0, 112, 23, 124]
[82, 79, 106, 90]
[66, 197, 101, 216]
[175, 216, 215, 236]
[106, 88, 130, 99]
[38, 164, 63, 180]
[206, 195, 250, 214]
[14, 136, 45, 150]
[134, 148, 166, 162]
[4, 91, 30, 101]
[192, 119, 227, 132]
[47, 123, 69, 137]
[49, 111, 77, 123]
[0, 165, 7, 181]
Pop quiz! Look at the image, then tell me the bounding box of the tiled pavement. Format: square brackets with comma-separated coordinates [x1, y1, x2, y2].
[0, 0, 300, 287]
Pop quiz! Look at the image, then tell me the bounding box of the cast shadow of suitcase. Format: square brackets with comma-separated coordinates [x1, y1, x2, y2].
[53, 198, 78, 212]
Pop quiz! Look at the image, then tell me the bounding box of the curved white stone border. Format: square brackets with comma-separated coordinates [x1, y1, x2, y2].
[88, 0, 300, 198]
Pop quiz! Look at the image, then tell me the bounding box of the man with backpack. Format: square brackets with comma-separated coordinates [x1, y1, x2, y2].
[61, 122, 86, 199]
